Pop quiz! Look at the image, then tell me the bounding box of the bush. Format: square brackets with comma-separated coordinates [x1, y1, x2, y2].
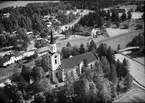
[121, 24, 129, 29]
[135, 24, 143, 30]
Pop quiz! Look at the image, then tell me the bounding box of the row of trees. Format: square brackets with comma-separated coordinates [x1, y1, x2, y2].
[78, 8, 132, 28]
[0, 27, 30, 50]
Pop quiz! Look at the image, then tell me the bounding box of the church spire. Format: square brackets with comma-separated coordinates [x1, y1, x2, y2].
[50, 30, 54, 44]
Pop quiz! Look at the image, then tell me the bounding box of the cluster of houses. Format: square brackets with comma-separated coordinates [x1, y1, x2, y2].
[0, 45, 51, 67]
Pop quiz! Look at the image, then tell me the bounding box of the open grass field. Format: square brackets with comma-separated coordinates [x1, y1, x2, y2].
[106, 28, 130, 37]
[99, 30, 143, 50]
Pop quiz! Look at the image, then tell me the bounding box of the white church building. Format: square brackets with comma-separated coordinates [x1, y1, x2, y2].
[44, 31, 99, 82]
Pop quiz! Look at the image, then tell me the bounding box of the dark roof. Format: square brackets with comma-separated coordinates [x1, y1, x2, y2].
[61, 51, 97, 69]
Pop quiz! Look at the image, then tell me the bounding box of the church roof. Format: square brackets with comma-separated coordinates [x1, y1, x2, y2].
[61, 51, 97, 69]
[37, 46, 50, 54]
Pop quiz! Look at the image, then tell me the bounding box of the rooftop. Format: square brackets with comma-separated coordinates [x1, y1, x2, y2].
[61, 51, 97, 69]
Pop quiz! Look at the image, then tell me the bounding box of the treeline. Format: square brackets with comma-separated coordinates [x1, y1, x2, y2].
[61, 0, 128, 9]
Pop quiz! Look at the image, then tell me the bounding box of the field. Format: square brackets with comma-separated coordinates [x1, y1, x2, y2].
[100, 30, 143, 50]
[106, 28, 130, 37]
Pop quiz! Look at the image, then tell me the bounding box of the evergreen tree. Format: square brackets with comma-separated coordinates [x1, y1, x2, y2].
[97, 43, 108, 58]
[101, 56, 111, 79]
[121, 13, 127, 21]
[116, 59, 122, 78]
[61, 47, 70, 59]
[127, 10, 132, 19]
[126, 73, 133, 90]
[88, 40, 96, 52]
[71, 46, 79, 56]
[107, 10, 111, 20]
[79, 43, 85, 54]
[34, 93, 46, 103]
[41, 55, 49, 72]
[122, 58, 129, 77]
[106, 46, 115, 64]
[117, 44, 121, 50]
[21, 65, 31, 83]
[66, 42, 71, 48]
[110, 64, 118, 84]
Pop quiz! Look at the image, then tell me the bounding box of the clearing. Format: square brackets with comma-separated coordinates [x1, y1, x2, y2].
[106, 28, 130, 37]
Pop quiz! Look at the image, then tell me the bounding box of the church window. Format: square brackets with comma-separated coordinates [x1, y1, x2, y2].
[55, 59, 57, 64]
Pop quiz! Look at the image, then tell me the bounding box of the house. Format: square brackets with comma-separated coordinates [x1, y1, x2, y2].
[91, 28, 101, 37]
[3, 13, 10, 18]
[41, 31, 98, 83]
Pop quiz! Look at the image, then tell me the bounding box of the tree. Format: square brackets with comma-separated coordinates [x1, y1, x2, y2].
[122, 58, 129, 77]
[106, 10, 111, 20]
[61, 47, 70, 59]
[116, 59, 122, 78]
[106, 46, 115, 64]
[0, 22, 5, 34]
[121, 13, 127, 21]
[111, 9, 120, 23]
[15, 90, 25, 103]
[34, 93, 46, 103]
[110, 64, 118, 84]
[97, 43, 108, 58]
[21, 65, 32, 83]
[98, 16, 104, 27]
[71, 46, 79, 56]
[79, 43, 85, 54]
[66, 42, 71, 48]
[83, 59, 88, 68]
[35, 59, 42, 67]
[98, 78, 112, 103]
[125, 73, 133, 90]
[40, 32, 48, 38]
[32, 78, 52, 94]
[41, 55, 49, 72]
[31, 66, 45, 81]
[101, 56, 111, 79]
[0, 34, 7, 48]
[64, 85, 76, 103]
[88, 40, 96, 52]
[117, 44, 121, 50]
[127, 10, 132, 19]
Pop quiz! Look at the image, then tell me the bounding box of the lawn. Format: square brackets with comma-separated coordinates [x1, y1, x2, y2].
[106, 28, 130, 37]
[99, 30, 143, 50]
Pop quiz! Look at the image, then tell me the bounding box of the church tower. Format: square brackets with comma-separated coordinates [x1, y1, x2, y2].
[49, 31, 57, 53]
[48, 31, 61, 82]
